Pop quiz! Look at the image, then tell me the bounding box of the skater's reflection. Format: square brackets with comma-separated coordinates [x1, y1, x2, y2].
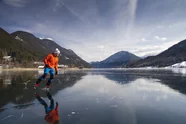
[35, 91, 60, 124]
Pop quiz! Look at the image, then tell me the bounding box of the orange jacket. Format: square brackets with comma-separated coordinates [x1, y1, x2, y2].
[44, 53, 59, 71]
[45, 105, 59, 124]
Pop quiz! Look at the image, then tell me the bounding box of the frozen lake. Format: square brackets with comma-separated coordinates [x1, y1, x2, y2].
[1, 68, 186, 124]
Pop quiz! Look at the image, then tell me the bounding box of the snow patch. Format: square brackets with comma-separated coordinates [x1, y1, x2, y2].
[15, 36, 23, 41]
[168, 61, 186, 68]
[65, 56, 69, 60]
[39, 37, 53, 40]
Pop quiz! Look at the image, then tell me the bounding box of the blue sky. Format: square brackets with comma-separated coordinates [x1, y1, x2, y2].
[0, 0, 186, 62]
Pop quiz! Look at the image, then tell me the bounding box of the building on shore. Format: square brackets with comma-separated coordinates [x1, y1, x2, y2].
[3, 56, 12, 62]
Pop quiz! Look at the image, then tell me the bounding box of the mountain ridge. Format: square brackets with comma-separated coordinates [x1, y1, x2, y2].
[91, 51, 141, 68]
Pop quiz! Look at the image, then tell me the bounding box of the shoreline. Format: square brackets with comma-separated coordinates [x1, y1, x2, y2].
[0, 67, 183, 71]
[0, 68, 92, 71]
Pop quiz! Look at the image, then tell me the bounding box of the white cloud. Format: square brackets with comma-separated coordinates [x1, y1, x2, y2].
[154, 36, 167, 41]
[97, 45, 105, 49]
[141, 38, 147, 42]
[161, 37, 167, 41]
[155, 36, 160, 39]
[3, 0, 29, 7]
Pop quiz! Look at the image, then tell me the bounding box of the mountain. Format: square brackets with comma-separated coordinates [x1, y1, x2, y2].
[128, 39, 186, 67]
[90, 51, 141, 68]
[0, 27, 38, 64]
[11, 31, 90, 67]
[0, 27, 90, 68]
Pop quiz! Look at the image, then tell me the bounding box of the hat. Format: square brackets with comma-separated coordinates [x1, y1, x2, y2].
[54, 48, 60, 54]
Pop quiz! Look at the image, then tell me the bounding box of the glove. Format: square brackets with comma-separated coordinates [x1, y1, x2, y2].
[44, 64, 49, 68]
[55, 71, 58, 75]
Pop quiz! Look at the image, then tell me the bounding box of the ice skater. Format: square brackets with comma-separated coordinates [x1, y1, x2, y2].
[34, 48, 60, 90]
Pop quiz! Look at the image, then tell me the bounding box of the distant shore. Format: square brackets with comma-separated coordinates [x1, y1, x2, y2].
[0, 68, 92, 71]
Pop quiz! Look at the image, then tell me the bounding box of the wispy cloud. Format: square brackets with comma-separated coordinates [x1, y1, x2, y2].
[3, 0, 29, 7]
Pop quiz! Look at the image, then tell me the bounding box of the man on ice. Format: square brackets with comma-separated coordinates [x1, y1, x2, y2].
[34, 48, 60, 90]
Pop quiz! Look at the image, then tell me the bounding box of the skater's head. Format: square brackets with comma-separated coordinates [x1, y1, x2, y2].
[53, 48, 60, 57]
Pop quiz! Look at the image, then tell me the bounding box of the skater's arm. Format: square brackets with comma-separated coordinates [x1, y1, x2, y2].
[54, 60, 58, 73]
[44, 54, 52, 65]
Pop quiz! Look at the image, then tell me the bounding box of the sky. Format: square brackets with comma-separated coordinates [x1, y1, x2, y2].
[0, 0, 186, 62]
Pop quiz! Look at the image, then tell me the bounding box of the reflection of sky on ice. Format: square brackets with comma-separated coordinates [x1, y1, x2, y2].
[55, 74, 186, 120]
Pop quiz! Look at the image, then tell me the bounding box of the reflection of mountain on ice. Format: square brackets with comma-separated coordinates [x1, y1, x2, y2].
[171, 68, 186, 75]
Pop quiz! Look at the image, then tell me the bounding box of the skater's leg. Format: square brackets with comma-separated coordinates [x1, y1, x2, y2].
[34, 68, 49, 88]
[36, 73, 47, 84]
[46, 69, 55, 88]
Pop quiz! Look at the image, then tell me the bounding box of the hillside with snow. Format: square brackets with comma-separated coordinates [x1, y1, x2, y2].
[167, 61, 186, 68]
